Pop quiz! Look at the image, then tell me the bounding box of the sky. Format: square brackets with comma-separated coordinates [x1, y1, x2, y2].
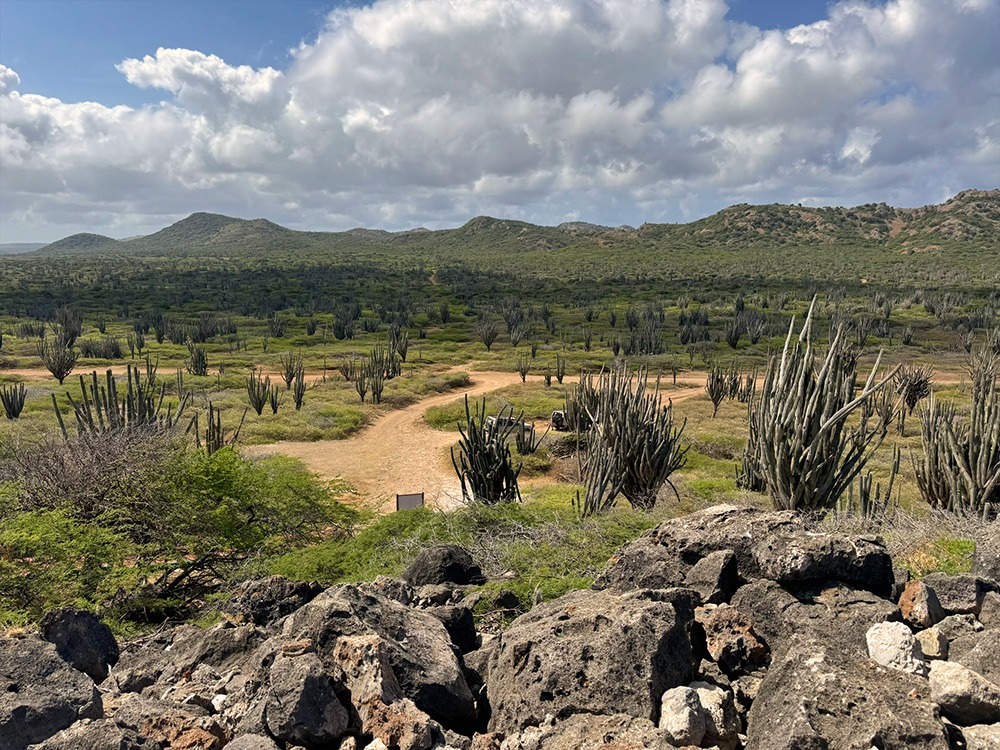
[0, 0, 997, 243]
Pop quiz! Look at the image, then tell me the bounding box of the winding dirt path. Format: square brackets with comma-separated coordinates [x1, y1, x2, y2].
[248, 370, 526, 513]
[247, 370, 707, 514]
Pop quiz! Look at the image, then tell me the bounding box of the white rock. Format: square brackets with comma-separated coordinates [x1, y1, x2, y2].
[962, 723, 1000, 750]
[691, 681, 740, 746]
[659, 686, 705, 746]
[866, 621, 928, 676]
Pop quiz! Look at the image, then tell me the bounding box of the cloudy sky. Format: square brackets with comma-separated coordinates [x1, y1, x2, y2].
[0, 0, 997, 243]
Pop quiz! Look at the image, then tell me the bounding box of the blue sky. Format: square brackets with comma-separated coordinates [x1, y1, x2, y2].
[1, 0, 996, 243]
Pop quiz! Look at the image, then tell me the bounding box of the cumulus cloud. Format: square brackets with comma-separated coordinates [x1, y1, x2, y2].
[1, 0, 997, 242]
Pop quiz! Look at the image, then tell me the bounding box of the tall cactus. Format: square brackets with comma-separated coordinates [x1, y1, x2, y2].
[576, 365, 687, 516]
[744, 298, 898, 512]
[915, 362, 1000, 520]
[451, 396, 522, 505]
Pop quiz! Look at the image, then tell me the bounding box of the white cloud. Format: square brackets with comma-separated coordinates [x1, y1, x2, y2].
[0, 0, 997, 243]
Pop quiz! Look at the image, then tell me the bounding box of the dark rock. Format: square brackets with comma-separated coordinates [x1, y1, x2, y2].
[923, 573, 999, 616]
[264, 652, 349, 746]
[403, 545, 485, 587]
[937, 613, 984, 641]
[430, 605, 479, 654]
[893, 567, 912, 601]
[492, 590, 523, 613]
[108, 694, 226, 749]
[979, 591, 1000, 629]
[0, 636, 103, 750]
[972, 522, 1000, 582]
[112, 623, 264, 694]
[596, 504, 894, 598]
[39, 608, 119, 683]
[950, 629, 1000, 685]
[746, 634, 950, 749]
[360, 576, 416, 606]
[683, 549, 739, 604]
[27, 718, 162, 750]
[732, 578, 900, 655]
[282, 584, 476, 732]
[486, 587, 699, 732]
[696, 604, 769, 676]
[223, 576, 323, 627]
[414, 584, 458, 607]
[752, 527, 894, 598]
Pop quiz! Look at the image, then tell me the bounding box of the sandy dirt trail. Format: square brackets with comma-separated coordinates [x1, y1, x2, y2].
[248, 370, 706, 514]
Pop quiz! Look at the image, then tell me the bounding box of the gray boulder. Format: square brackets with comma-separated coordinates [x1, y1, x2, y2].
[221, 735, 280, 750]
[264, 652, 349, 746]
[497, 713, 668, 750]
[962, 723, 1000, 750]
[683, 549, 739, 604]
[26, 718, 162, 750]
[731, 579, 900, 654]
[403, 545, 484, 587]
[0, 636, 103, 750]
[950, 629, 1000, 684]
[112, 623, 264, 694]
[929, 660, 1000, 726]
[922, 573, 998, 617]
[39, 608, 119, 683]
[282, 584, 476, 732]
[980, 591, 1000, 628]
[596, 504, 894, 598]
[746, 635, 950, 749]
[486, 587, 698, 732]
[972, 522, 1000, 582]
[937, 613, 984, 641]
[223, 576, 323, 627]
[428, 605, 479, 654]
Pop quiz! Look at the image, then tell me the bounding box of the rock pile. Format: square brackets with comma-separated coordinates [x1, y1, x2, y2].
[2, 509, 999, 750]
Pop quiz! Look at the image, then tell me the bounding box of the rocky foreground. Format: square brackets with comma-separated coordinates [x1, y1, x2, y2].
[3, 504, 999, 750]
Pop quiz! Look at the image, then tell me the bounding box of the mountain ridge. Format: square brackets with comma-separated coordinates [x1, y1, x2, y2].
[31, 188, 999, 257]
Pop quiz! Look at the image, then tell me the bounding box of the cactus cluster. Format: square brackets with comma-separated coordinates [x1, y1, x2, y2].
[741, 299, 898, 512]
[451, 396, 522, 505]
[915, 352, 999, 520]
[574, 366, 687, 517]
[53, 366, 189, 439]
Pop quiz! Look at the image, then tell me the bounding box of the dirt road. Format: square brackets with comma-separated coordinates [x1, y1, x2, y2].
[248, 370, 706, 514]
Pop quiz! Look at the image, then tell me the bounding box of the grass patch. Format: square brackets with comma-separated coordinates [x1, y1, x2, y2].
[270, 493, 666, 606]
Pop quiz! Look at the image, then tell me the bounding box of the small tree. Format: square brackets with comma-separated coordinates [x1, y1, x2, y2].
[476, 318, 500, 351]
[37, 339, 78, 384]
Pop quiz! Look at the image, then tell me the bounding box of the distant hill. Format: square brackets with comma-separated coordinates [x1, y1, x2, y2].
[31, 189, 999, 258]
[0, 242, 46, 255]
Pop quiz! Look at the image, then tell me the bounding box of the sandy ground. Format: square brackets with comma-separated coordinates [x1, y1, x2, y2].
[247, 370, 707, 514]
[248, 370, 527, 513]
